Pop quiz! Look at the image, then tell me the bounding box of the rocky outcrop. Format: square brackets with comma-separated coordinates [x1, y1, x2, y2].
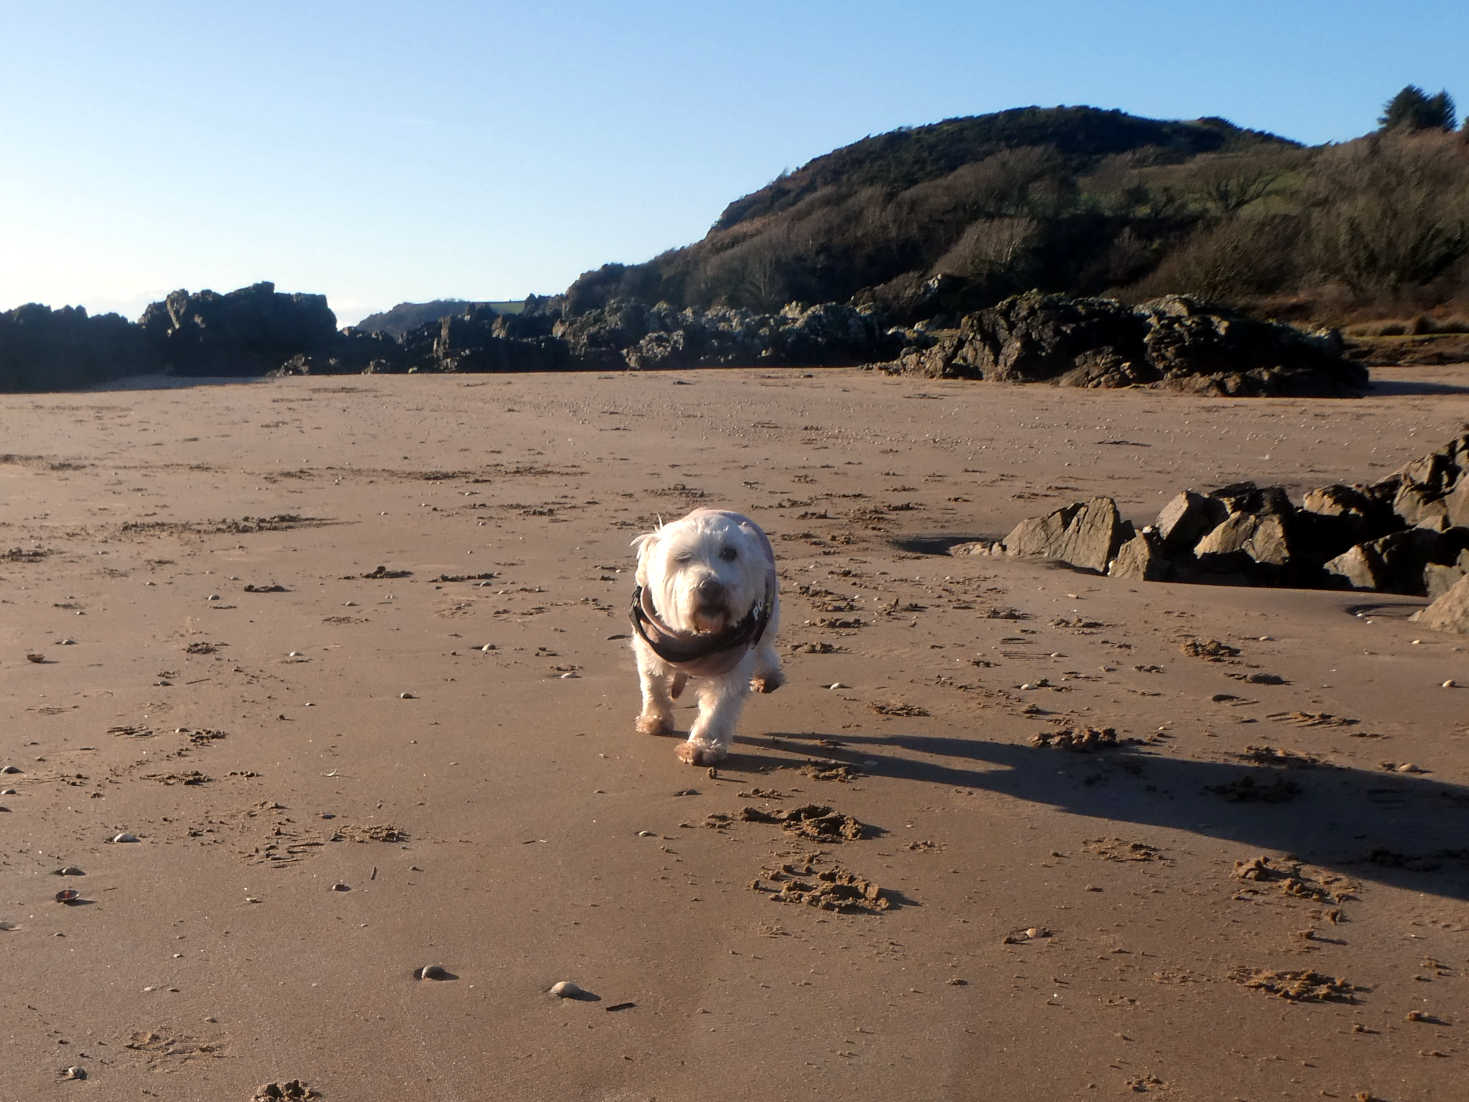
[1001, 497, 1132, 573]
[0, 303, 153, 390]
[553, 298, 892, 371]
[1416, 574, 1469, 635]
[984, 432, 1469, 605]
[139, 282, 338, 377]
[882, 291, 1367, 397]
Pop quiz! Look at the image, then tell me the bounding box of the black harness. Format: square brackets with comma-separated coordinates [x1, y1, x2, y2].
[629, 584, 772, 670]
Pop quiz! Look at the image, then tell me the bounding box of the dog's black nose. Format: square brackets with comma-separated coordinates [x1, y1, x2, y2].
[694, 576, 726, 604]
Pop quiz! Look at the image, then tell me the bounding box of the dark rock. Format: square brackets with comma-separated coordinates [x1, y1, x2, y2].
[960, 291, 1152, 385]
[1003, 497, 1132, 573]
[1208, 482, 1294, 518]
[551, 297, 888, 371]
[1298, 483, 1394, 553]
[433, 306, 571, 373]
[553, 298, 654, 361]
[1185, 484, 1318, 584]
[0, 303, 153, 390]
[879, 291, 1366, 396]
[1155, 491, 1228, 554]
[139, 281, 338, 377]
[1372, 431, 1469, 530]
[1323, 527, 1469, 596]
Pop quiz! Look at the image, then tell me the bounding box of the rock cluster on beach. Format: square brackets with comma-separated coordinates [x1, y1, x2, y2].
[977, 431, 1469, 628]
[0, 303, 152, 389]
[139, 282, 339, 377]
[880, 290, 1367, 397]
[3, 281, 1368, 398]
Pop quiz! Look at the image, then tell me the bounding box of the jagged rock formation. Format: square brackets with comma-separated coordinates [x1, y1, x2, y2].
[553, 299, 891, 371]
[1001, 497, 1130, 573]
[981, 432, 1469, 629]
[138, 282, 338, 377]
[0, 304, 151, 390]
[880, 292, 1366, 397]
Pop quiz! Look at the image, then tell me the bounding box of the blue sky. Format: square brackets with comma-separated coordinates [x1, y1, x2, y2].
[2, 1, 1463, 326]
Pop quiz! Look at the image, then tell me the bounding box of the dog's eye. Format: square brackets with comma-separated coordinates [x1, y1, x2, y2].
[719, 546, 738, 562]
[674, 552, 694, 564]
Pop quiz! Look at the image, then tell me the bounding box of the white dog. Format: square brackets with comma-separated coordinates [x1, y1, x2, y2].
[630, 509, 783, 765]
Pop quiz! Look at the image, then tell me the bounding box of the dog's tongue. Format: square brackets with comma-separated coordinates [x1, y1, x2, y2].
[692, 609, 728, 634]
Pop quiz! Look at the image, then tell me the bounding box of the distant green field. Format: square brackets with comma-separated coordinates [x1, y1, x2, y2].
[487, 300, 524, 315]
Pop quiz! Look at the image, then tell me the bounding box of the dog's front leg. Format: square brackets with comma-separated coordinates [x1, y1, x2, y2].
[677, 666, 751, 765]
[749, 640, 785, 694]
[634, 642, 677, 737]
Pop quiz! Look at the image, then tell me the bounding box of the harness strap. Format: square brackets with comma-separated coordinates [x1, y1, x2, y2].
[630, 579, 772, 676]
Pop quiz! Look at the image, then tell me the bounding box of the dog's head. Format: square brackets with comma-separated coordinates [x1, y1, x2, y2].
[633, 510, 772, 636]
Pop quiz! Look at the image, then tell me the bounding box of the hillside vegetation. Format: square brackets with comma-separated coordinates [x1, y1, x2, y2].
[355, 299, 522, 337]
[565, 105, 1469, 323]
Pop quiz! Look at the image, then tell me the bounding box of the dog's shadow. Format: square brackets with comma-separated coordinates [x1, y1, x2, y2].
[729, 729, 1469, 902]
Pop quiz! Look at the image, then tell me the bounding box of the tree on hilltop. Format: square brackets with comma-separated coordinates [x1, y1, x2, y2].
[1379, 85, 1457, 132]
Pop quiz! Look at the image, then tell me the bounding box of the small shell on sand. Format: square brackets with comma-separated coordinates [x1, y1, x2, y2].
[400, 691, 415, 699]
[111, 832, 139, 843]
[1443, 679, 1457, 689]
[549, 980, 589, 999]
[418, 964, 450, 980]
[55, 866, 85, 876]
[60, 1066, 86, 1080]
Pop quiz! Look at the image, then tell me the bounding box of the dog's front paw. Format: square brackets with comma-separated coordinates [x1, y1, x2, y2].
[636, 713, 674, 737]
[750, 669, 785, 694]
[676, 740, 726, 766]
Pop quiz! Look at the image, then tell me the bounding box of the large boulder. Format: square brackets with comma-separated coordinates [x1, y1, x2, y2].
[1367, 431, 1469, 531]
[944, 291, 1151, 384]
[1323, 527, 1469, 596]
[1416, 574, 1469, 635]
[1108, 530, 1172, 581]
[1182, 482, 1323, 585]
[551, 298, 890, 370]
[1194, 512, 1295, 576]
[1155, 490, 1228, 554]
[0, 303, 154, 390]
[993, 432, 1469, 599]
[1139, 295, 1363, 396]
[1003, 497, 1133, 573]
[139, 281, 338, 377]
[434, 306, 571, 373]
[1425, 549, 1469, 601]
[879, 291, 1367, 396]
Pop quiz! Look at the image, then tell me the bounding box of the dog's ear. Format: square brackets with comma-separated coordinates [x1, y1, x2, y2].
[631, 530, 658, 587]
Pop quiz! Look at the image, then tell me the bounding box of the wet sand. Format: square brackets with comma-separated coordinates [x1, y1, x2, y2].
[2, 365, 1467, 1100]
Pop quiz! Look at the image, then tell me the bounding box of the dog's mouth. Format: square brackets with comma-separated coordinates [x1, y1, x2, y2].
[691, 604, 731, 634]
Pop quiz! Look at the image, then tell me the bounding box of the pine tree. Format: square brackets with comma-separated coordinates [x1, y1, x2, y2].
[1379, 85, 1456, 132]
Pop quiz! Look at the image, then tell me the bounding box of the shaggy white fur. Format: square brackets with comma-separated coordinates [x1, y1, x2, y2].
[630, 509, 783, 765]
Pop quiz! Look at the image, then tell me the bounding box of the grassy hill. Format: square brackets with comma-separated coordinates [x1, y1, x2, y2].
[564, 105, 1469, 324]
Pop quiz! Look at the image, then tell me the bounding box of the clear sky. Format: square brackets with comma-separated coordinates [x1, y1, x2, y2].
[2, 1, 1463, 327]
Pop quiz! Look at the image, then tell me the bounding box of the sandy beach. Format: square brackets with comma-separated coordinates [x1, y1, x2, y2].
[3, 365, 1467, 1101]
